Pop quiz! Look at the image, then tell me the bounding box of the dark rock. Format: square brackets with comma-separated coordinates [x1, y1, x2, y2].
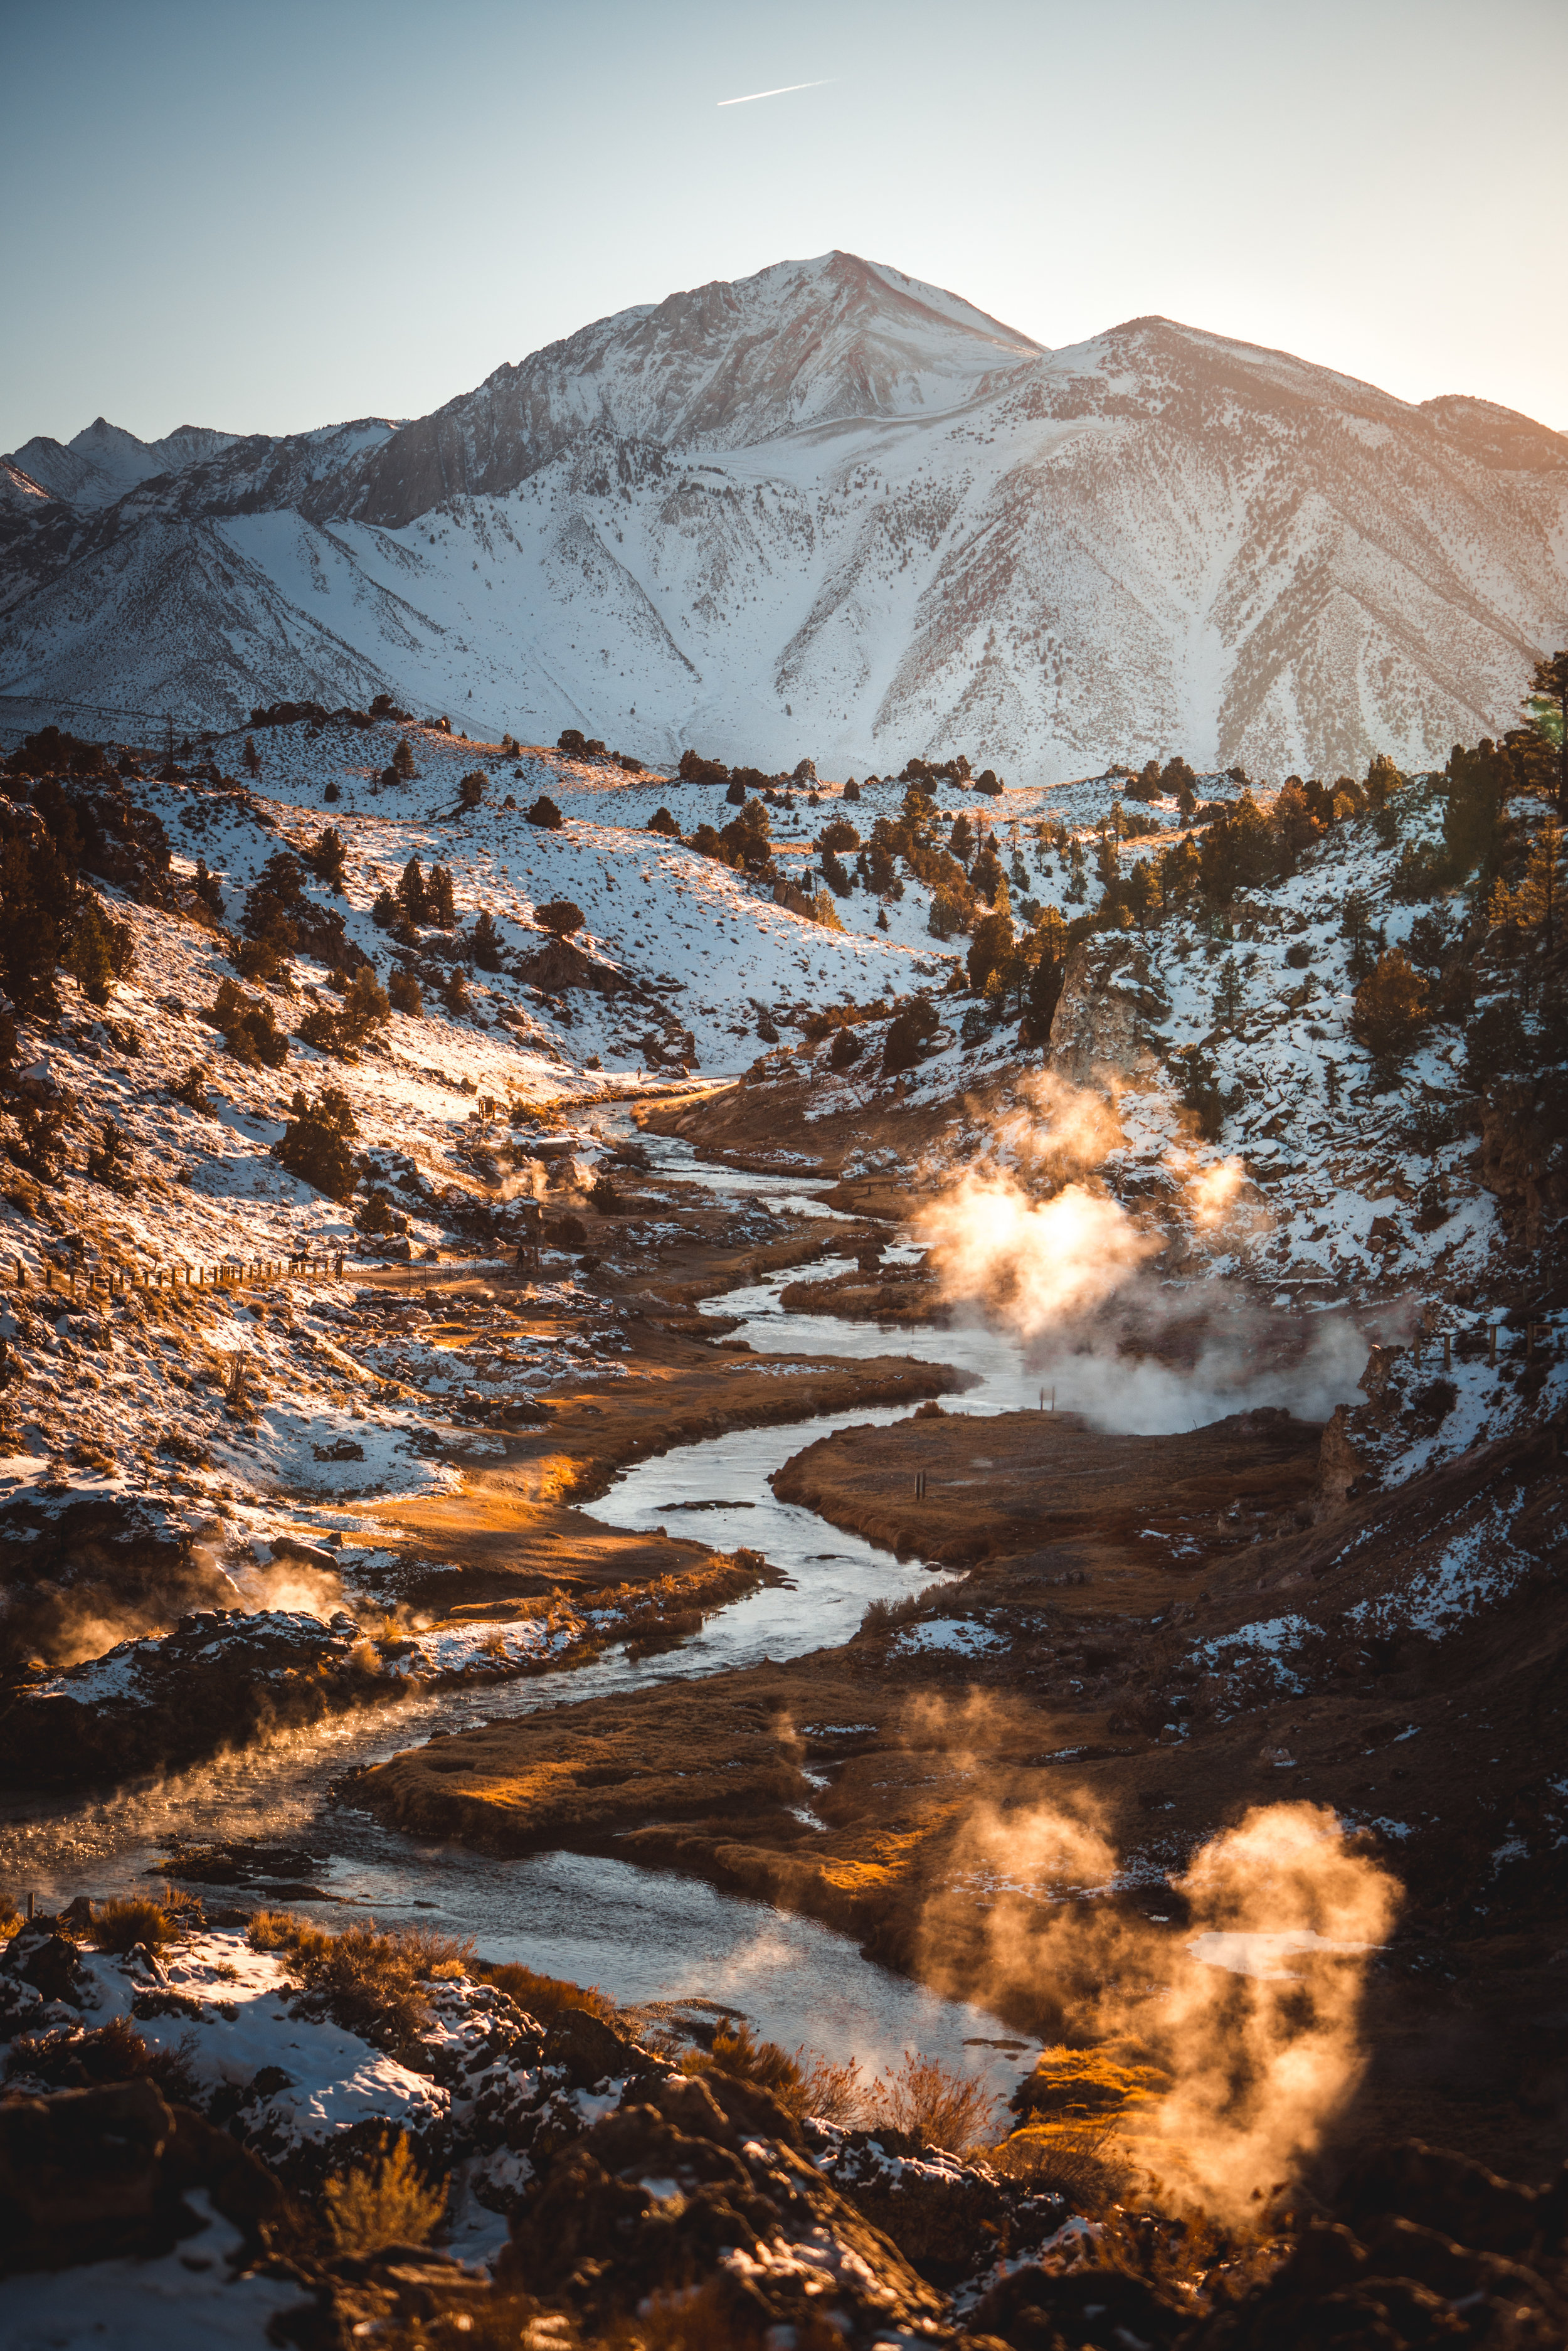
[540, 2005, 655, 2089]
[1337, 2137, 1555, 2256]
[4, 1924, 85, 2007]
[808, 2122, 1014, 2279]
[975, 2258, 1186, 2348]
[498, 2089, 948, 2339]
[0, 1608, 384, 1789]
[0, 2078, 287, 2274]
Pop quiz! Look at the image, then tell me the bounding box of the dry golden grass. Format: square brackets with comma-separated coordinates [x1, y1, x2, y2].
[987, 2116, 1133, 2209]
[324, 2133, 446, 2253]
[249, 1910, 474, 2056]
[681, 2017, 802, 2102]
[475, 1958, 619, 2026]
[90, 1894, 192, 1953]
[989, 2041, 1172, 2208]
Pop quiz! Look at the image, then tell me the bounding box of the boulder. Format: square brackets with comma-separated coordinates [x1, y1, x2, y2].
[808, 2123, 1018, 2279]
[0, 2077, 286, 2274]
[540, 2004, 657, 2090]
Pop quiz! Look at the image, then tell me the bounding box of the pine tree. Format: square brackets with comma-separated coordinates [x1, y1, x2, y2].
[1523, 647, 1568, 814]
[339, 965, 391, 1047]
[471, 910, 505, 969]
[1213, 954, 1243, 1027]
[1351, 948, 1428, 1066]
[241, 736, 261, 778]
[1488, 815, 1565, 953]
[391, 736, 417, 782]
[396, 857, 428, 925]
[425, 864, 456, 927]
[64, 896, 131, 1007]
[967, 907, 1015, 994]
[1365, 751, 1403, 810]
[307, 826, 347, 891]
[273, 1086, 358, 1198]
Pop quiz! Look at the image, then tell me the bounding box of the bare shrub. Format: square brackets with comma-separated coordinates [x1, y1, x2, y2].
[324, 2133, 445, 2253]
[866, 2051, 999, 2152]
[797, 2051, 867, 2125]
[681, 2017, 801, 2103]
[5, 2013, 202, 2106]
[857, 1581, 945, 1639]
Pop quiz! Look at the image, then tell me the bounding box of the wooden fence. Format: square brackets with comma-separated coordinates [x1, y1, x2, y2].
[18, 1252, 346, 1299]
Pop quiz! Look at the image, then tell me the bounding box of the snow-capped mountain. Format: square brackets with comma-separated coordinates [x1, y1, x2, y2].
[3, 251, 1565, 780]
[8, 417, 242, 507]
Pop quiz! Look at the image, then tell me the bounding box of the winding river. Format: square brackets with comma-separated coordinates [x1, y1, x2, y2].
[0, 1125, 1053, 2091]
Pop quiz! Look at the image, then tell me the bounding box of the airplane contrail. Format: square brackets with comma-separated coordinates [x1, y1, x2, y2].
[717, 78, 835, 106]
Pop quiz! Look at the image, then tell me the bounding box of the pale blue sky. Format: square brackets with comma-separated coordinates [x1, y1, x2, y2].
[3, 0, 1562, 450]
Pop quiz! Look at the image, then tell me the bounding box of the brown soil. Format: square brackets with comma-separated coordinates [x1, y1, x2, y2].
[776, 1262, 948, 1323]
[770, 1403, 1323, 1569]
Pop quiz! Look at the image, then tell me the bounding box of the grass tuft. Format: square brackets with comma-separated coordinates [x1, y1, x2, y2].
[90, 1894, 191, 1953]
[474, 1958, 619, 2025]
[249, 1910, 474, 2058]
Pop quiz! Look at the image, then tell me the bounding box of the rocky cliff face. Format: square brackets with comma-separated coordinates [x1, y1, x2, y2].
[1047, 938, 1168, 1088]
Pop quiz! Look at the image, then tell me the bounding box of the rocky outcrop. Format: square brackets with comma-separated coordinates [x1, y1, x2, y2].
[1179, 2140, 1568, 2350]
[0, 1492, 240, 1671]
[807, 2123, 1029, 2281]
[1478, 1080, 1566, 1250]
[1046, 938, 1168, 1088]
[0, 1606, 384, 1786]
[513, 935, 628, 996]
[0, 2076, 286, 2275]
[498, 2069, 952, 2342]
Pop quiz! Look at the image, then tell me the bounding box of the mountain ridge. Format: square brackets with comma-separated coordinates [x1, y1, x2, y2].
[2, 251, 1564, 780]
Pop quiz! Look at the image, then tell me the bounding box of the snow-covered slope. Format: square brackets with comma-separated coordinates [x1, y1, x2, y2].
[3, 256, 1565, 778]
[6, 417, 241, 507]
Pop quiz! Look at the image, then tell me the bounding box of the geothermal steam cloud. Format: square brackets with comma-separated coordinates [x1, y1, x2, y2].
[921, 1790, 1397, 2219]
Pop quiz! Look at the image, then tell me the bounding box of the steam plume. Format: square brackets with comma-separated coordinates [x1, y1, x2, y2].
[919, 1782, 1397, 2219]
[913, 1070, 1362, 1430]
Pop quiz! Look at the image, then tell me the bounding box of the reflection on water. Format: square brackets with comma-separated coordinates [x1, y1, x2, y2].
[0, 1156, 1040, 2085]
